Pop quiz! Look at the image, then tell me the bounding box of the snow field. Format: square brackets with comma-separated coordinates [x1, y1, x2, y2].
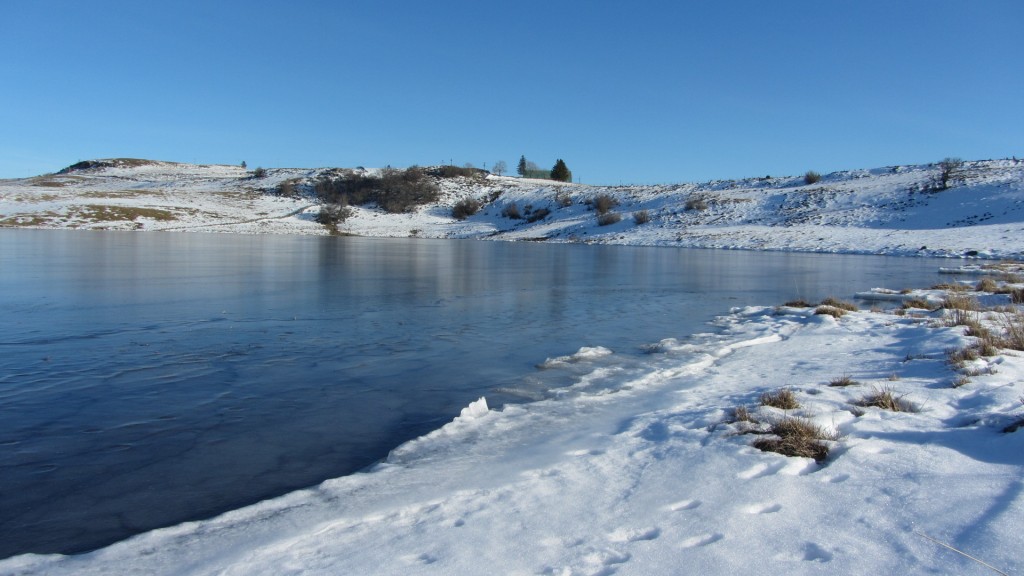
[5, 284, 1023, 575]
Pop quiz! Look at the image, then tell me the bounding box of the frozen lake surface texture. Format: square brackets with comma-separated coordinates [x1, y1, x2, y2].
[0, 230, 951, 559]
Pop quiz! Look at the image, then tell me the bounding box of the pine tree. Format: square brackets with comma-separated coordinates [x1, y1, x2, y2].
[550, 159, 572, 182]
[517, 155, 527, 177]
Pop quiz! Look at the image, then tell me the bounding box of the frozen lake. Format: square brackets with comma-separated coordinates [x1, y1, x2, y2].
[0, 230, 952, 558]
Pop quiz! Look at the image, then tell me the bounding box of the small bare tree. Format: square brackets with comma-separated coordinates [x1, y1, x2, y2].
[938, 157, 963, 190]
[492, 160, 507, 176]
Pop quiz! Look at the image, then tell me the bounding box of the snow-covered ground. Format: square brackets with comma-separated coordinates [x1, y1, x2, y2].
[2, 159, 1024, 574]
[2, 157, 1024, 259]
[4, 272, 1024, 574]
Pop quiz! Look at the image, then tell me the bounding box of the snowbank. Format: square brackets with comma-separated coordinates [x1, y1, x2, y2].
[4, 286, 1023, 575]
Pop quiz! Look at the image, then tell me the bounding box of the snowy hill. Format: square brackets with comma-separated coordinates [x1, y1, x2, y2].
[2, 157, 1024, 258]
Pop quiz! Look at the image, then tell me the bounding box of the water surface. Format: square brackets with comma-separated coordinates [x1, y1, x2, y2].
[0, 230, 951, 558]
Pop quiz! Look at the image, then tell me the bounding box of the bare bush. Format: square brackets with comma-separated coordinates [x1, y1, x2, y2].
[597, 212, 622, 226]
[685, 197, 708, 211]
[804, 171, 821, 185]
[315, 204, 352, 232]
[633, 210, 651, 225]
[275, 178, 303, 197]
[593, 194, 618, 215]
[452, 198, 481, 220]
[527, 207, 551, 223]
[502, 203, 522, 220]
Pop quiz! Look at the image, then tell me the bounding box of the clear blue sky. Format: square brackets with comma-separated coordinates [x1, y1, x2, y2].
[2, 0, 1021, 184]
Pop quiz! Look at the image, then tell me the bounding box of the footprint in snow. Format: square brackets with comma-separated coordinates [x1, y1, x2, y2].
[743, 502, 782, 515]
[680, 533, 724, 548]
[736, 461, 786, 480]
[667, 499, 701, 511]
[609, 526, 661, 543]
[773, 542, 835, 563]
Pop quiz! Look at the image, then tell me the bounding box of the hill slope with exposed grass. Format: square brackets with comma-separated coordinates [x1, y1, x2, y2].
[2, 157, 1023, 258]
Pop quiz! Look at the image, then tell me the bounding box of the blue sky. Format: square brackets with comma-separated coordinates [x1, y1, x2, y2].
[2, 1, 1021, 184]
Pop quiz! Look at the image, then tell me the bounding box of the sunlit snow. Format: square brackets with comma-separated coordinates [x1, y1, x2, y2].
[1, 159, 1023, 574]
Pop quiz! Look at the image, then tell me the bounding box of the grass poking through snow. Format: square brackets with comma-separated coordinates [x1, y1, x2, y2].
[760, 388, 800, 410]
[752, 417, 836, 462]
[828, 375, 858, 387]
[856, 386, 917, 412]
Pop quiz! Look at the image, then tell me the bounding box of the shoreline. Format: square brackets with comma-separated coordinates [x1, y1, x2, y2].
[4, 271, 1022, 574]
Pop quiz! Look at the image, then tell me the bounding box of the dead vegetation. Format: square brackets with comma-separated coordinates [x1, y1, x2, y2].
[814, 305, 847, 319]
[820, 297, 858, 312]
[73, 205, 177, 223]
[752, 417, 836, 462]
[828, 375, 858, 387]
[760, 388, 799, 410]
[855, 386, 917, 412]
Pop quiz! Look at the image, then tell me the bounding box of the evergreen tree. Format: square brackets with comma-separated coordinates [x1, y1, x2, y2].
[517, 155, 527, 177]
[550, 159, 572, 182]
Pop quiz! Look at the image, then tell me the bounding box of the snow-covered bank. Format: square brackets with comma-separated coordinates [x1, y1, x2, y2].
[2, 157, 1024, 258]
[4, 278, 1023, 575]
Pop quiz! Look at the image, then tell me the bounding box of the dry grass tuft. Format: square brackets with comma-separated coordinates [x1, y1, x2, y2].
[995, 310, 1024, 351]
[946, 346, 976, 369]
[945, 307, 982, 332]
[828, 375, 858, 387]
[975, 278, 999, 292]
[815, 305, 846, 319]
[932, 282, 970, 292]
[760, 388, 800, 410]
[731, 405, 753, 423]
[1009, 288, 1024, 305]
[820, 297, 858, 312]
[856, 386, 917, 412]
[942, 294, 980, 312]
[783, 299, 813, 308]
[752, 417, 836, 462]
[952, 375, 971, 388]
[902, 298, 934, 310]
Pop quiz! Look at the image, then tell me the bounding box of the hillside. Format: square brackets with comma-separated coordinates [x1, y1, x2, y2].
[2, 157, 1023, 259]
